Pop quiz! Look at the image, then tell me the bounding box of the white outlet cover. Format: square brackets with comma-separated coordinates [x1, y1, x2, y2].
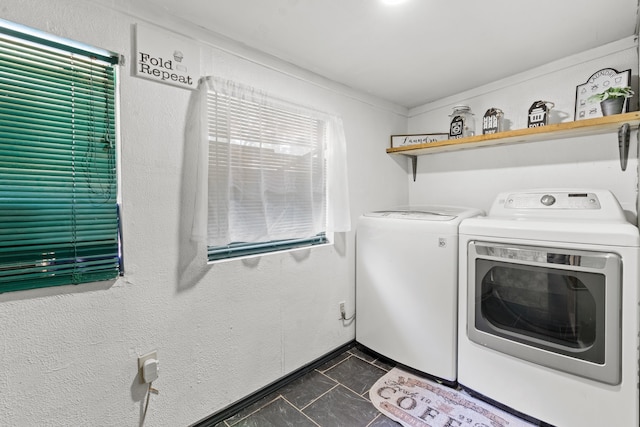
[138, 350, 158, 369]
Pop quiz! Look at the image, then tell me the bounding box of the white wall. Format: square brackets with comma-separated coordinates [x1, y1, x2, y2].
[0, 1, 408, 425]
[4, 2, 636, 425]
[407, 37, 639, 222]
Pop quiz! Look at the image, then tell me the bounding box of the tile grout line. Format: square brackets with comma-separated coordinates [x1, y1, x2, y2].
[298, 381, 340, 412]
[279, 394, 323, 427]
[338, 381, 374, 402]
[220, 348, 396, 427]
[365, 413, 387, 427]
[222, 394, 283, 427]
[308, 353, 384, 423]
[301, 362, 383, 427]
[223, 352, 356, 426]
[320, 352, 391, 404]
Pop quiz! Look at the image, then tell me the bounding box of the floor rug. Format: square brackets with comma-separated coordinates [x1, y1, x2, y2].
[369, 367, 536, 427]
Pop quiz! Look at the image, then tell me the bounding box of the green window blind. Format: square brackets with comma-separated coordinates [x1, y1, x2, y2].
[0, 25, 120, 292]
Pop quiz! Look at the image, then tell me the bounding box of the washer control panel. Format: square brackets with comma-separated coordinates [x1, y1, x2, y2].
[504, 192, 601, 209]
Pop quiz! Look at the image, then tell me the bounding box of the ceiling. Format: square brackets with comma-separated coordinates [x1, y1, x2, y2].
[138, 0, 639, 108]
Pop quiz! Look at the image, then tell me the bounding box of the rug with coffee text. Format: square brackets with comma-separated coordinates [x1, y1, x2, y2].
[369, 367, 536, 427]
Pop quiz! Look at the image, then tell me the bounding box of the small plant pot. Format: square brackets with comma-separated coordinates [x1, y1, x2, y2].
[600, 98, 625, 116]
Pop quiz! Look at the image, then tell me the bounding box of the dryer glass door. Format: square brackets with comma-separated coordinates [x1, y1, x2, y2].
[467, 241, 622, 385]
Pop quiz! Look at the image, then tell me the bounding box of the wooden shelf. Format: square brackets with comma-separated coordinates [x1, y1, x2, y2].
[387, 111, 640, 157]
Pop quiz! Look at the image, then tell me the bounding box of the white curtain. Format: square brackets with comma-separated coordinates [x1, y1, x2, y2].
[325, 114, 351, 233]
[201, 76, 351, 248]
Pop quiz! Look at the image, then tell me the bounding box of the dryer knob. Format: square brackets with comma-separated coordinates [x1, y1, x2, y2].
[540, 194, 556, 206]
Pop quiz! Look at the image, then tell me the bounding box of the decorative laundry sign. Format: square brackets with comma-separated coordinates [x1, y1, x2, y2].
[134, 23, 200, 90]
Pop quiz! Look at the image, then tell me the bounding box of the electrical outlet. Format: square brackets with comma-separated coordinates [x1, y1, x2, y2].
[138, 350, 157, 370]
[138, 350, 158, 383]
[339, 301, 346, 318]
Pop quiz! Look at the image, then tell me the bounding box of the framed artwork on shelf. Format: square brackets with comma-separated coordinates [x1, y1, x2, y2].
[575, 68, 631, 120]
[390, 133, 448, 148]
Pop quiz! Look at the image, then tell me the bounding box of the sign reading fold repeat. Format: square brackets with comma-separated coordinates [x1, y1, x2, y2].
[134, 23, 200, 90]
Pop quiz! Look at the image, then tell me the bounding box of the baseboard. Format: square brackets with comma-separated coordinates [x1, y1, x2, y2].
[190, 340, 356, 427]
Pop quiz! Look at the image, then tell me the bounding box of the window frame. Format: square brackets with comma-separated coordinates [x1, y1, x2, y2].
[0, 20, 121, 292]
[205, 79, 332, 261]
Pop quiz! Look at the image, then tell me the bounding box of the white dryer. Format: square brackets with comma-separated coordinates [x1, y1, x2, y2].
[458, 189, 640, 427]
[356, 206, 482, 383]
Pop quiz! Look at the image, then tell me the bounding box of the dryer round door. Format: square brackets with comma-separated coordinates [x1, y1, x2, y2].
[467, 241, 622, 385]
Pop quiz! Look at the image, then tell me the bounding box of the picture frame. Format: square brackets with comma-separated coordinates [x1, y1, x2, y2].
[575, 68, 631, 120]
[390, 133, 449, 148]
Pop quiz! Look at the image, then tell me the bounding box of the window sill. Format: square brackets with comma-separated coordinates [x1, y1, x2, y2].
[207, 237, 334, 264]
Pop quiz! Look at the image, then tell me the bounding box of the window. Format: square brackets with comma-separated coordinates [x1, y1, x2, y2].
[0, 20, 120, 292]
[204, 77, 350, 261]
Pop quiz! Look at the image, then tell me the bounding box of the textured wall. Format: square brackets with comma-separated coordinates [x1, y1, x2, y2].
[0, 1, 408, 425]
[3, 2, 634, 425]
[407, 37, 639, 221]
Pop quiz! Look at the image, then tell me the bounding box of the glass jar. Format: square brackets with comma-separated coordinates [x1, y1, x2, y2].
[449, 105, 476, 138]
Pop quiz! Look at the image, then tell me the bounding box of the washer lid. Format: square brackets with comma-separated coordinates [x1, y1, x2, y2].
[363, 210, 457, 221]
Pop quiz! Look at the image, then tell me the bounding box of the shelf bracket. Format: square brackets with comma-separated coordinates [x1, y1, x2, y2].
[410, 155, 417, 181]
[618, 123, 630, 171]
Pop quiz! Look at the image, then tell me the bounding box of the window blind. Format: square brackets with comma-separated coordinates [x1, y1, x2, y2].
[0, 28, 119, 292]
[206, 81, 328, 260]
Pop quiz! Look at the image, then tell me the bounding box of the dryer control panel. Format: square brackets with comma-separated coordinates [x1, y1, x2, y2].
[488, 189, 627, 222]
[504, 192, 600, 209]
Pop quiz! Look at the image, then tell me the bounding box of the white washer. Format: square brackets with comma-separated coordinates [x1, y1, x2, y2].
[458, 189, 640, 427]
[356, 206, 483, 383]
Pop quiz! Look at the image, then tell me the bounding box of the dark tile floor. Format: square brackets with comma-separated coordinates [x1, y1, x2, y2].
[216, 345, 401, 427]
[213, 345, 547, 427]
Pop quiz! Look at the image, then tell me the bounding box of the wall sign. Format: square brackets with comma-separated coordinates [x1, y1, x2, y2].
[134, 23, 200, 90]
[390, 133, 448, 148]
[575, 68, 631, 120]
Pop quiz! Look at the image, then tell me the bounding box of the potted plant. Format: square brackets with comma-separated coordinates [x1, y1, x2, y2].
[588, 86, 634, 116]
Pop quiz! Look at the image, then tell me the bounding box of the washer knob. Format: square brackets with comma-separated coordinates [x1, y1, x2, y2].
[540, 194, 556, 206]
